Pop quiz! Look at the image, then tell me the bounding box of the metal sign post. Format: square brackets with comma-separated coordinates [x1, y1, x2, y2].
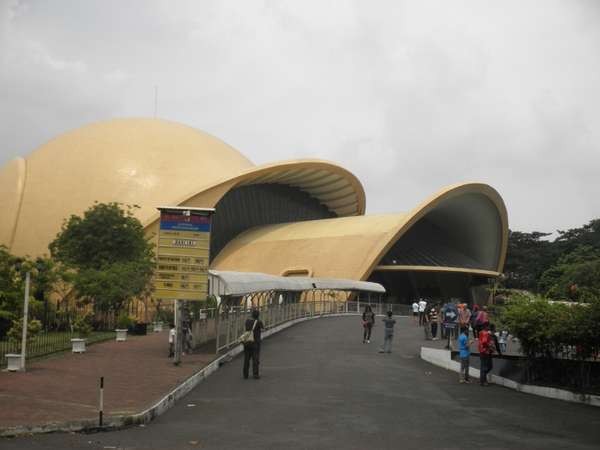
[153, 207, 214, 365]
[174, 299, 182, 365]
[443, 303, 458, 350]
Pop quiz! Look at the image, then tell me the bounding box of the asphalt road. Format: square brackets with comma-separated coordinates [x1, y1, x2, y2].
[4, 316, 600, 450]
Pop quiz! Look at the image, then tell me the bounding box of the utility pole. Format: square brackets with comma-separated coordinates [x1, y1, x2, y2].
[20, 271, 31, 371]
[154, 85, 158, 118]
[174, 299, 182, 365]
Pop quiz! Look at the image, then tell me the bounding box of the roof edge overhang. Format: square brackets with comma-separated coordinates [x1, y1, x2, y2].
[142, 159, 366, 229]
[360, 182, 509, 280]
[374, 265, 501, 278]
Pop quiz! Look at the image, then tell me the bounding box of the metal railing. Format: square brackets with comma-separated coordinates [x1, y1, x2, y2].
[191, 301, 411, 354]
[0, 331, 115, 368]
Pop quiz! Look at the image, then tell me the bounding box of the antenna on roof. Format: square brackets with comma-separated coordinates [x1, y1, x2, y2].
[154, 85, 158, 118]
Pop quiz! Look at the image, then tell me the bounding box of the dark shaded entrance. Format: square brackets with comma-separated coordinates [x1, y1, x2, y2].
[368, 270, 491, 304]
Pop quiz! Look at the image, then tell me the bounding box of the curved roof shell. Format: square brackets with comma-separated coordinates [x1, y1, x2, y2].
[211, 183, 508, 280]
[0, 118, 507, 282]
[0, 118, 364, 257]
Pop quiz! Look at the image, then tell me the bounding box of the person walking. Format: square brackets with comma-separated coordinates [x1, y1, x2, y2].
[182, 320, 193, 355]
[458, 326, 472, 383]
[428, 307, 439, 340]
[362, 305, 375, 343]
[423, 308, 432, 340]
[458, 303, 472, 338]
[379, 311, 396, 353]
[412, 300, 419, 324]
[168, 322, 175, 358]
[498, 328, 509, 353]
[243, 309, 264, 379]
[418, 298, 427, 326]
[489, 324, 503, 357]
[471, 304, 480, 339]
[478, 322, 495, 386]
[475, 306, 490, 339]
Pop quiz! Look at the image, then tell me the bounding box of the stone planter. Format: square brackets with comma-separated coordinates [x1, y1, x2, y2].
[71, 338, 86, 353]
[115, 329, 128, 342]
[5, 354, 22, 372]
[153, 321, 163, 332]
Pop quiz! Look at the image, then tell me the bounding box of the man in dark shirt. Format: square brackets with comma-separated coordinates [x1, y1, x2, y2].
[243, 309, 264, 379]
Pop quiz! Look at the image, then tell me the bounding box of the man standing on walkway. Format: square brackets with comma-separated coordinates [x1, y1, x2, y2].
[243, 309, 264, 380]
[379, 311, 396, 353]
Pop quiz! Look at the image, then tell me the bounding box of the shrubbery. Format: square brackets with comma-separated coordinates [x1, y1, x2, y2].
[7, 318, 42, 343]
[73, 315, 93, 337]
[500, 294, 600, 390]
[501, 294, 600, 360]
[116, 312, 135, 330]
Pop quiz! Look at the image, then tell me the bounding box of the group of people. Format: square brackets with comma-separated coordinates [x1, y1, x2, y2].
[412, 299, 509, 386]
[237, 302, 509, 384]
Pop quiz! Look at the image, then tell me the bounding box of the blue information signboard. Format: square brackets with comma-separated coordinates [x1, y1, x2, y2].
[443, 303, 458, 328]
[154, 207, 215, 301]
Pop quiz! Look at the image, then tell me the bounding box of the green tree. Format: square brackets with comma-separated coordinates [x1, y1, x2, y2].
[554, 219, 600, 256]
[503, 230, 556, 291]
[539, 246, 600, 302]
[0, 246, 27, 337]
[49, 203, 155, 319]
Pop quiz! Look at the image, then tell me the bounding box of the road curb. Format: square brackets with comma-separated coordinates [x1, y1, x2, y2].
[420, 346, 600, 407]
[0, 313, 353, 438]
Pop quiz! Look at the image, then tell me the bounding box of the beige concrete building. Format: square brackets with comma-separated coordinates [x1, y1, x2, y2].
[0, 118, 508, 303]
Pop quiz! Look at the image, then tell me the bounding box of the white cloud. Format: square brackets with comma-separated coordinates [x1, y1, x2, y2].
[0, 0, 599, 233]
[104, 69, 130, 84]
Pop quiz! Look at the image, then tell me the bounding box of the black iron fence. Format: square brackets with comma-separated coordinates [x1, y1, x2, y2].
[0, 331, 115, 368]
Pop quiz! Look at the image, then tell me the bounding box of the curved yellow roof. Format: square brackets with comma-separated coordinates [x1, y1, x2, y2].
[1, 118, 365, 257]
[211, 183, 508, 279]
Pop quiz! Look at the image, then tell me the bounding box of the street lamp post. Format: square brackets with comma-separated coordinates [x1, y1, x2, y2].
[20, 271, 31, 371]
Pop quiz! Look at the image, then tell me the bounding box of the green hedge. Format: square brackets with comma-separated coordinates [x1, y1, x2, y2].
[500, 294, 600, 390]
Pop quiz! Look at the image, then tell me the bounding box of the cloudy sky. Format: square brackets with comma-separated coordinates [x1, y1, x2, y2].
[1, 0, 599, 234]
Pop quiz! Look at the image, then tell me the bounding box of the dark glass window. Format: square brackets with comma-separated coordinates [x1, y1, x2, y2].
[210, 183, 336, 261]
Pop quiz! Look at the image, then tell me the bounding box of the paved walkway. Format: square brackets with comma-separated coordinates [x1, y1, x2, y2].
[3, 316, 599, 450]
[0, 331, 214, 429]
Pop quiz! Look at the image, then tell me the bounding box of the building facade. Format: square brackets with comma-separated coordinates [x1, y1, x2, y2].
[0, 118, 508, 304]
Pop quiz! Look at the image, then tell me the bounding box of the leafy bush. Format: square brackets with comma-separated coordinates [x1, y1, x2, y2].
[7, 318, 42, 343]
[500, 295, 600, 390]
[73, 315, 93, 337]
[116, 312, 134, 330]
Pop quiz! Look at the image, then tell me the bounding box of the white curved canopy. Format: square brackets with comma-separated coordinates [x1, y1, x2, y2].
[209, 270, 385, 296]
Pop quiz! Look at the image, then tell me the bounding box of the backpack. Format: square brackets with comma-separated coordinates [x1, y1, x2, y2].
[475, 310, 488, 326]
[478, 330, 492, 354]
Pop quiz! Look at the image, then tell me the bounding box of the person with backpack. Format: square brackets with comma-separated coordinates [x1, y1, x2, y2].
[478, 322, 495, 386]
[242, 309, 264, 379]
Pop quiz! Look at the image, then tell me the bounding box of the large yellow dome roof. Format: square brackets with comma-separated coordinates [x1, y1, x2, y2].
[2, 118, 254, 257]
